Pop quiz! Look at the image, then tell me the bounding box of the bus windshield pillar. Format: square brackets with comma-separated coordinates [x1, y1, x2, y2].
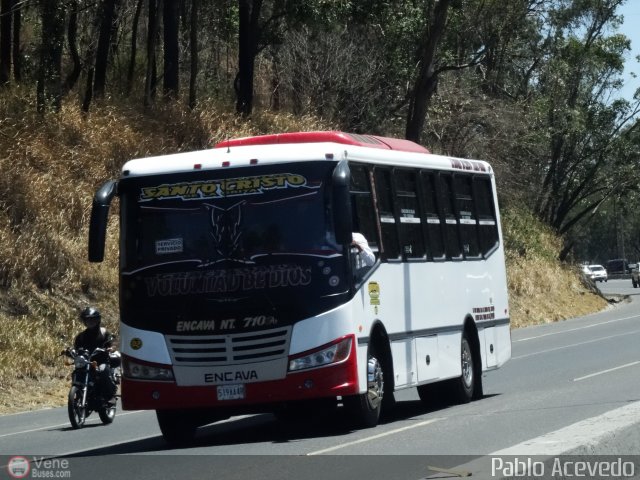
[332, 160, 353, 245]
[89, 180, 118, 262]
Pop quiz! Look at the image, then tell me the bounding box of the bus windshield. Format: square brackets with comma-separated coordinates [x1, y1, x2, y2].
[118, 161, 349, 332]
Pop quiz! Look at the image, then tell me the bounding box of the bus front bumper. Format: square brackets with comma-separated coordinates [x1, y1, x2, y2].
[121, 350, 359, 411]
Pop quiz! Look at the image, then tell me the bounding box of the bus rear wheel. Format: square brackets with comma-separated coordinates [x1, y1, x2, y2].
[343, 345, 384, 428]
[449, 333, 475, 404]
[156, 410, 198, 446]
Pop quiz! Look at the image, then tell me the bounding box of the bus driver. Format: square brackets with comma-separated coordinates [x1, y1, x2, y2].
[352, 232, 375, 268]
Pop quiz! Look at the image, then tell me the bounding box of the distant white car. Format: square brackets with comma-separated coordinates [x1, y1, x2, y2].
[587, 264, 607, 282]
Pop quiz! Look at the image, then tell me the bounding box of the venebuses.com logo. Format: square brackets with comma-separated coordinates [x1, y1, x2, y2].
[6, 457, 30, 479]
[6, 455, 71, 478]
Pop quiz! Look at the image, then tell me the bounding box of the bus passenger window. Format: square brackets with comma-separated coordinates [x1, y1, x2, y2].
[455, 175, 480, 259]
[420, 172, 445, 260]
[373, 168, 400, 261]
[395, 169, 425, 260]
[440, 174, 462, 260]
[349, 163, 379, 255]
[349, 164, 378, 280]
[474, 177, 499, 256]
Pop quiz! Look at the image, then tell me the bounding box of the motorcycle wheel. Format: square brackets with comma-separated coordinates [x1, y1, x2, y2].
[68, 386, 86, 429]
[98, 404, 116, 424]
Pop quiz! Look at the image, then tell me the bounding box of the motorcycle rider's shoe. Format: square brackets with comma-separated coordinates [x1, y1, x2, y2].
[106, 396, 117, 407]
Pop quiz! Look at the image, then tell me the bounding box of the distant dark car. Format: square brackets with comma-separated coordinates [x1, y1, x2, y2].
[606, 259, 628, 275]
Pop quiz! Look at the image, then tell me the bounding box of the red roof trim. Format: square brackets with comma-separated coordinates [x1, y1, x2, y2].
[214, 131, 430, 154]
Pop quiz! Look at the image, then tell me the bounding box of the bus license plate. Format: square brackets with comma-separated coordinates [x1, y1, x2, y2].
[217, 384, 245, 401]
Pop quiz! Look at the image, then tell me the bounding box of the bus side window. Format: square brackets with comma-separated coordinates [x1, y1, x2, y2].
[454, 174, 480, 259]
[420, 171, 445, 260]
[394, 169, 426, 260]
[439, 174, 463, 260]
[349, 163, 379, 267]
[373, 167, 401, 261]
[473, 177, 499, 256]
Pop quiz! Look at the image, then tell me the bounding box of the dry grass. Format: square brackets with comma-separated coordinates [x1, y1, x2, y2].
[0, 89, 332, 413]
[502, 205, 609, 328]
[0, 88, 608, 414]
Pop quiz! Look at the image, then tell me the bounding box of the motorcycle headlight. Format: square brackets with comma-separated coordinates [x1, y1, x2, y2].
[288, 337, 352, 372]
[74, 357, 89, 369]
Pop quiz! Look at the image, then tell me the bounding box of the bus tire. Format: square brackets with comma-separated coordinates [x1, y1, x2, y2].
[416, 381, 444, 406]
[274, 398, 338, 424]
[343, 344, 384, 428]
[156, 410, 197, 446]
[450, 333, 475, 404]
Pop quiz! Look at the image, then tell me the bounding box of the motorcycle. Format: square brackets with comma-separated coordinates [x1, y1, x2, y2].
[62, 346, 121, 429]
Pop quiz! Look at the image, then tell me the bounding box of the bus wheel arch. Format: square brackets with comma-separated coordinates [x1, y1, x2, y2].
[452, 317, 484, 403]
[344, 322, 394, 427]
[369, 322, 395, 412]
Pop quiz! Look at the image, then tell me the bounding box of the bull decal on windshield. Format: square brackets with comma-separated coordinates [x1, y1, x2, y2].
[208, 202, 243, 261]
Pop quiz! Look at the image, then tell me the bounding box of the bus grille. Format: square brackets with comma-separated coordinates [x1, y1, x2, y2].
[165, 327, 291, 366]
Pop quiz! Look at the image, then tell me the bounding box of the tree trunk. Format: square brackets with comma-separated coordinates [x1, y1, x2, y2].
[11, 0, 20, 81]
[126, 0, 143, 95]
[82, 65, 94, 112]
[405, 0, 452, 143]
[235, 0, 262, 116]
[163, 0, 179, 98]
[188, 0, 198, 109]
[270, 48, 280, 111]
[93, 0, 120, 98]
[144, 0, 161, 106]
[0, 0, 11, 85]
[37, 0, 65, 112]
[62, 0, 81, 95]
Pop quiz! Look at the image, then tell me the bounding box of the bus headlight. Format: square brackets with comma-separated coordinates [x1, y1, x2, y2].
[288, 337, 352, 372]
[123, 358, 174, 381]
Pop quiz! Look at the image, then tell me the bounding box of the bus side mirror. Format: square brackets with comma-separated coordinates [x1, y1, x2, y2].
[332, 161, 353, 245]
[89, 180, 118, 262]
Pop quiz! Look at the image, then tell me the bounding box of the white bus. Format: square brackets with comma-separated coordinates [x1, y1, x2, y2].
[88, 131, 511, 444]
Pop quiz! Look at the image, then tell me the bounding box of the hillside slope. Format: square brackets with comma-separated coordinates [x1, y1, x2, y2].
[0, 97, 607, 413]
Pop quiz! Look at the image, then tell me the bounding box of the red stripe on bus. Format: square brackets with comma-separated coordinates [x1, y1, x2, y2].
[120, 343, 359, 410]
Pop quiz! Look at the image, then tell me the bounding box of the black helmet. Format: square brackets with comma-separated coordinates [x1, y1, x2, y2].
[80, 307, 101, 328]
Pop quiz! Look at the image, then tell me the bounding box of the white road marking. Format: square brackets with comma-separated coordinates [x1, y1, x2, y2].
[515, 314, 640, 343]
[490, 401, 640, 455]
[0, 407, 60, 417]
[0, 410, 143, 438]
[573, 361, 640, 382]
[0, 433, 159, 469]
[306, 417, 443, 455]
[512, 328, 640, 360]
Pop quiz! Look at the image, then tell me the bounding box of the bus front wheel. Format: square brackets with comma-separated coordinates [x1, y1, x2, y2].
[156, 410, 198, 446]
[343, 345, 384, 428]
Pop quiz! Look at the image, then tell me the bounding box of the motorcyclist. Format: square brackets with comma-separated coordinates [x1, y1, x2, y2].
[74, 307, 120, 404]
[75, 307, 114, 351]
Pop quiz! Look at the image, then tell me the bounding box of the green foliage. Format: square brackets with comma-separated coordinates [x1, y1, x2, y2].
[502, 203, 562, 262]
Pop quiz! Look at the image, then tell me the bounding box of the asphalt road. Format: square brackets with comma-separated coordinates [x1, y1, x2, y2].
[1, 279, 639, 479]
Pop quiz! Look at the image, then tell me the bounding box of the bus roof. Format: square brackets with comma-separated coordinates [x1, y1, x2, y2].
[215, 131, 430, 154]
[120, 132, 492, 177]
